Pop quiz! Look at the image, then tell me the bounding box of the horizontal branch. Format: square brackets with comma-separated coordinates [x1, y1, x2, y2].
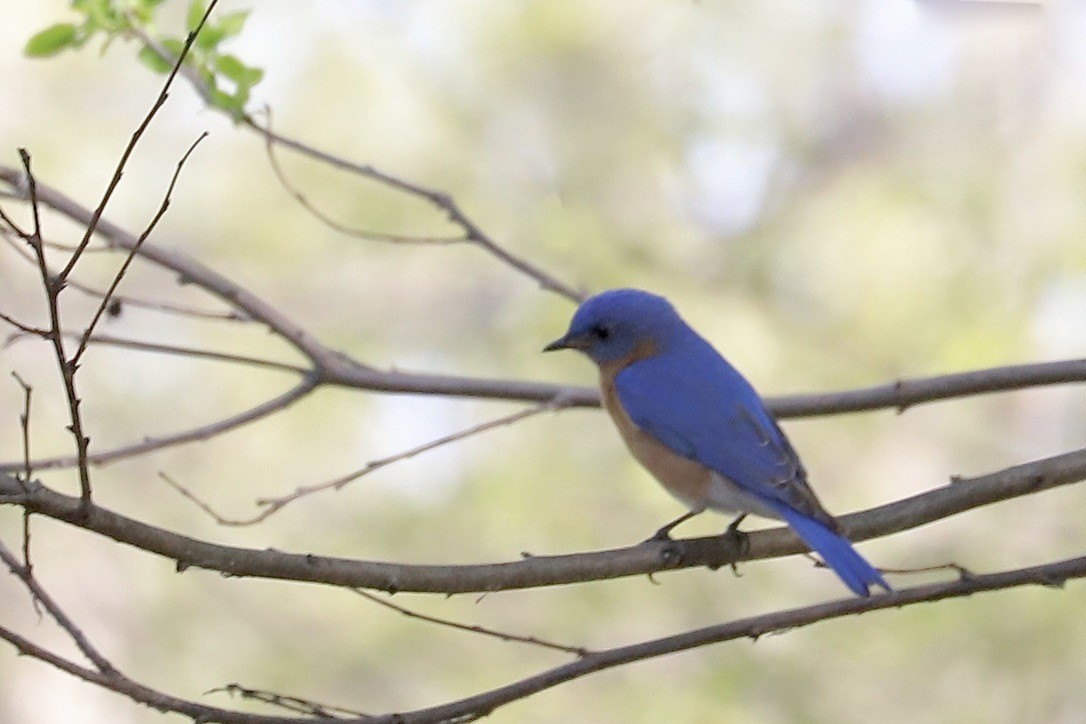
[3, 448, 1084, 594]
[2, 162, 1085, 476]
[769, 358, 1086, 416]
[3, 551, 1081, 724]
[404, 554, 1086, 723]
[3, 165, 1084, 417]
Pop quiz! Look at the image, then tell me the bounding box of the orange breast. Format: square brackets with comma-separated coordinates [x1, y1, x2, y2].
[599, 362, 712, 511]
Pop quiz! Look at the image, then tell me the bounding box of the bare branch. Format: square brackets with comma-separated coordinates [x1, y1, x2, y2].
[0, 540, 115, 673]
[400, 555, 1086, 724]
[770, 358, 1086, 416]
[163, 403, 556, 527]
[1, 541, 1080, 724]
[55, 0, 220, 285]
[3, 163, 1085, 432]
[245, 402, 555, 524]
[4, 448, 1084, 594]
[0, 375, 320, 472]
[0, 622, 333, 724]
[73, 132, 209, 366]
[15, 149, 94, 510]
[251, 118, 586, 303]
[260, 109, 464, 246]
[12, 372, 35, 569]
[353, 588, 589, 656]
[1, 229, 244, 322]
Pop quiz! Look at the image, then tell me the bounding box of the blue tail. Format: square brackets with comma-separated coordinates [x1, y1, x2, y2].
[773, 504, 890, 597]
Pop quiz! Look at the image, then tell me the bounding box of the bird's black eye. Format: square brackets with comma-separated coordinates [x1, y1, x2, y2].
[590, 324, 611, 341]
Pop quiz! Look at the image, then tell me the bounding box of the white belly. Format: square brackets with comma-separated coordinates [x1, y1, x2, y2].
[704, 472, 782, 521]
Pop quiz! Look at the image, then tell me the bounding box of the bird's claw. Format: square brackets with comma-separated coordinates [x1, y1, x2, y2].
[644, 527, 675, 544]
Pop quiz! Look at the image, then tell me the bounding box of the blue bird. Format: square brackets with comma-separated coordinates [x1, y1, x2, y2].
[545, 288, 890, 597]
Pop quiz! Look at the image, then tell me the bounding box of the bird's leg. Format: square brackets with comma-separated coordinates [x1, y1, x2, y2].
[720, 514, 749, 575]
[645, 509, 701, 543]
[724, 513, 748, 537]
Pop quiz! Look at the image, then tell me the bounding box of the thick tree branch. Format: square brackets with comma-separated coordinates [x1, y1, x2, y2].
[1, 549, 1081, 724]
[3, 448, 1084, 594]
[400, 554, 1085, 723]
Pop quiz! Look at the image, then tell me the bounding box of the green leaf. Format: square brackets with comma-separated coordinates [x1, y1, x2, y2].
[217, 10, 251, 39]
[195, 24, 226, 50]
[24, 23, 78, 57]
[186, 0, 208, 32]
[208, 87, 244, 118]
[161, 37, 187, 59]
[137, 44, 173, 74]
[215, 54, 263, 87]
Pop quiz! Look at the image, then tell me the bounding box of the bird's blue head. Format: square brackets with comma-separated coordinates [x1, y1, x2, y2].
[543, 288, 684, 365]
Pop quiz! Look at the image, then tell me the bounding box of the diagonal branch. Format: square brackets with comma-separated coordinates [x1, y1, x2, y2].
[352, 588, 588, 657]
[0, 375, 320, 472]
[0, 540, 116, 674]
[55, 0, 220, 286]
[3, 448, 1084, 594]
[72, 132, 208, 365]
[165, 401, 558, 526]
[401, 554, 1086, 723]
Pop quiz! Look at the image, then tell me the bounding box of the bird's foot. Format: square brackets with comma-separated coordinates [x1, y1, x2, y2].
[644, 526, 675, 544]
[715, 515, 749, 575]
[642, 509, 701, 544]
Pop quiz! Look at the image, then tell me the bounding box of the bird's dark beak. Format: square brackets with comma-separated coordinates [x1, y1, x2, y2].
[543, 331, 588, 353]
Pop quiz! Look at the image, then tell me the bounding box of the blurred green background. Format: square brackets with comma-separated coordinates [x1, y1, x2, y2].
[2, 1, 1086, 722]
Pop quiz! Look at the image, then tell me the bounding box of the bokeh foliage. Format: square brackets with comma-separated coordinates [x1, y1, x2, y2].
[3, 1, 1086, 722]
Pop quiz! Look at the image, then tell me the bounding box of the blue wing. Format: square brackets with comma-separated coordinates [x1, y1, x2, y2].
[614, 333, 890, 596]
[614, 334, 826, 523]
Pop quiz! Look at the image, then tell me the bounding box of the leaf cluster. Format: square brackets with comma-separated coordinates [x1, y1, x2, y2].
[24, 0, 262, 120]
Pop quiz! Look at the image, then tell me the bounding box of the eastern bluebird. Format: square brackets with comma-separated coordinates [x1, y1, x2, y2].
[545, 288, 890, 597]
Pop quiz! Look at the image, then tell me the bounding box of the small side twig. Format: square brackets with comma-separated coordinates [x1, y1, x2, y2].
[12, 373, 34, 568]
[0, 540, 116, 675]
[162, 401, 556, 525]
[72, 132, 208, 365]
[261, 108, 463, 246]
[207, 682, 370, 719]
[352, 588, 589, 657]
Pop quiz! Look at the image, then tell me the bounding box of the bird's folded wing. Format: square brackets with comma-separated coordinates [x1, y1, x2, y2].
[614, 353, 830, 523]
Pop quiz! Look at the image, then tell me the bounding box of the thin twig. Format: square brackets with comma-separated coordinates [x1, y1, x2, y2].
[16, 149, 94, 512]
[73, 132, 209, 365]
[160, 402, 555, 525]
[0, 540, 116, 674]
[55, 0, 221, 285]
[12, 373, 34, 569]
[352, 588, 589, 657]
[1, 229, 245, 322]
[0, 375, 320, 473]
[63, 332, 307, 374]
[252, 403, 554, 522]
[207, 683, 370, 719]
[0, 309, 45, 337]
[261, 108, 464, 245]
[252, 118, 586, 303]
